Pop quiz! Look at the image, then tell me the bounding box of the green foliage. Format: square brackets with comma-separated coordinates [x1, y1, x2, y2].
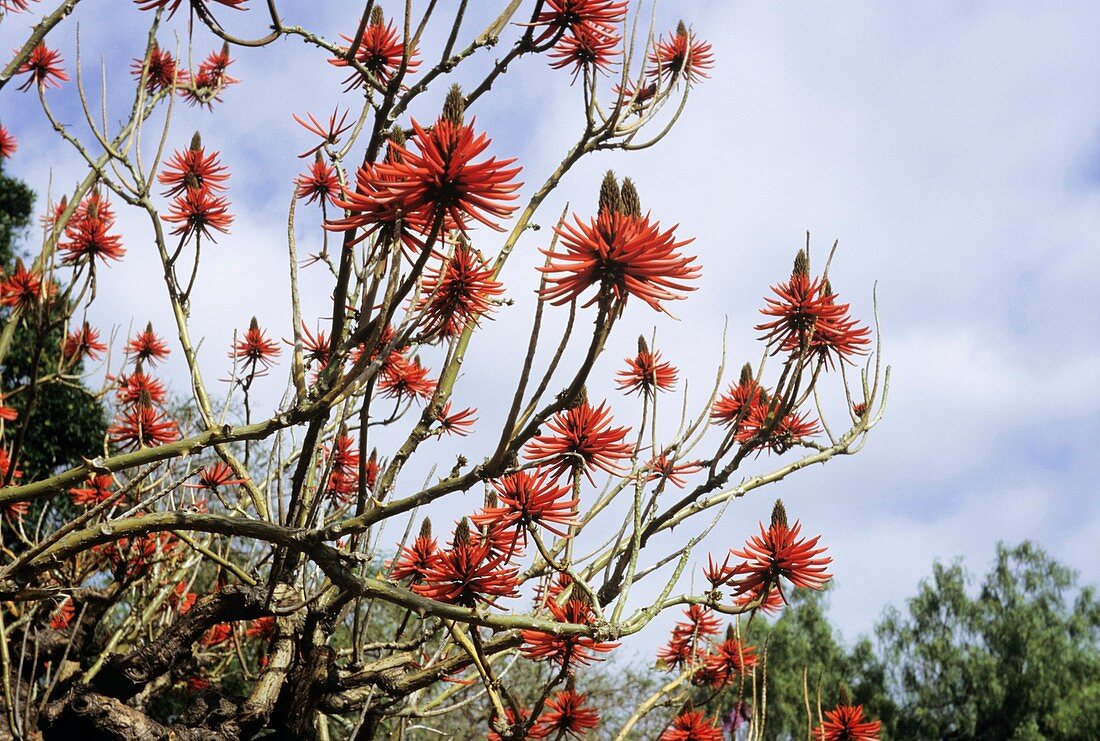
[719, 587, 894, 740]
[0, 162, 35, 264]
[0, 167, 107, 483]
[733, 542, 1100, 740]
[876, 542, 1100, 740]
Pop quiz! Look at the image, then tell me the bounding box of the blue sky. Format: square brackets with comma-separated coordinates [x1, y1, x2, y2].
[2, 0, 1099, 647]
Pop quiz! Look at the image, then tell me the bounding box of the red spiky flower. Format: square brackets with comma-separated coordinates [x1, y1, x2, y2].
[245, 616, 275, 640]
[131, 43, 187, 92]
[232, 317, 281, 369]
[134, 0, 247, 18]
[521, 598, 618, 668]
[711, 365, 765, 428]
[0, 125, 16, 159]
[355, 114, 522, 235]
[617, 339, 678, 396]
[0, 259, 52, 311]
[116, 371, 168, 407]
[699, 633, 758, 688]
[529, 0, 628, 43]
[63, 322, 107, 362]
[471, 468, 579, 539]
[179, 44, 238, 108]
[647, 23, 714, 86]
[813, 703, 882, 741]
[434, 402, 477, 436]
[734, 402, 821, 454]
[416, 243, 504, 337]
[659, 709, 723, 741]
[59, 192, 126, 264]
[108, 405, 180, 449]
[126, 324, 170, 364]
[647, 452, 701, 489]
[733, 583, 786, 615]
[657, 605, 722, 671]
[536, 690, 601, 739]
[50, 599, 76, 630]
[728, 500, 832, 603]
[293, 108, 352, 158]
[158, 136, 230, 197]
[540, 209, 699, 312]
[330, 18, 420, 89]
[16, 43, 68, 91]
[756, 253, 871, 369]
[524, 400, 633, 482]
[1, 2, 39, 14]
[69, 474, 115, 507]
[412, 519, 519, 607]
[189, 462, 246, 491]
[548, 26, 621, 81]
[379, 355, 436, 403]
[164, 187, 234, 239]
[296, 155, 340, 205]
[388, 521, 441, 583]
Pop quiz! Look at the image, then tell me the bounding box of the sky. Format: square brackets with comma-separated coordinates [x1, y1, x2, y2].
[1, 0, 1099, 650]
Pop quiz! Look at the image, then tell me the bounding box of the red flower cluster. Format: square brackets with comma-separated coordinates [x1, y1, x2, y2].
[296, 155, 340, 206]
[540, 208, 699, 312]
[756, 253, 871, 369]
[231, 317, 281, 369]
[16, 43, 68, 92]
[617, 340, 678, 396]
[60, 191, 126, 264]
[50, 599, 75, 630]
[521, 598, 618, 669]
[524, 400, 633, 482]
[412, 519, 519, 607]
[0, 259, 54, 312]
[724, 501, 832, 605]
[415, 243, 504, 337]
[647, 452, 701, 489]
[647, 23, 714, 86]
[657, 605, 721, 670]
[537, 689, 600, 738]
[712, 363, 821, 453]
[388, 521, 440, 583]
[178, 44, 239, 108]
[329, 113, 521, 241]
[96, 529, 180, 579]
[659, 709, 723, 741]
[69, 474, 115, 507]
[0, 125, 16, 159]
[116, 370, 167, 407]
[190, 462, 246, 491]
[813, 703, 882, 741]
[536, 1, 627, 81]
[329, 15, 419, 89]
[324, 433, 360, 503]
[131, 42, 186, 93]
[434, 402, 477, 436]
[134, 0, 246, 18]
[378, 354, 436, 403]
[471, 468, 579, 542]
[160, 135, 234, 240]
[109, 327, 179, 450]
[126, 323, 170, 365]
[62, 322, 107, 363]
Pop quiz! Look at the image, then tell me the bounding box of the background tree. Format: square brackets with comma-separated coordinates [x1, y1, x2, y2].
[876, 541, 1100, 740]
